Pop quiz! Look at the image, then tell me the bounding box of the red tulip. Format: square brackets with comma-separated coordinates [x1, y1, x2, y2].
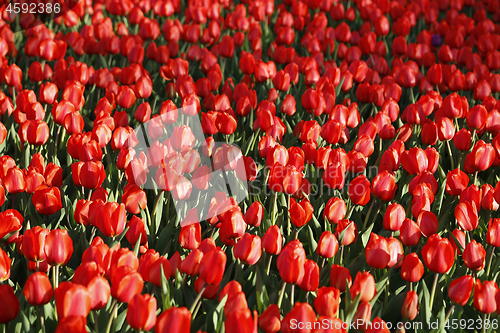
[330, 264, 352, 292]
[199, 248, 226, 285]
[474, 280, 498, 314]
[23, 272, 53, 306]
[350, 271, 376, 302]
[111, 266, 144, 303]
[463, 240, 486, 271]
[401, 253, 424, 282]
[0, 248, 10, 282]
[0, 284, 20, 324]
[127, 294, 157, 331]
[258, 304, 281, 333]
[234, 233, 262, 265]
[277, 239, 306, 285]
[365, 233, 390, 269]
[421, 234, 455, 274]
[155, 307, 191, 333]
[371, 171, 397, 201]
[44, 229, 73, 266]
[401, 290, 419, 320]
[449, 275, 474, 306]
[314, 286, 340, 318]
[262, 225, 283, 255]
[317, 231, 339, 259]
[55, 282, 92, 319]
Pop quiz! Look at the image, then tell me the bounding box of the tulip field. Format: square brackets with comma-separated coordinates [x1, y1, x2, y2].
[4, 0, 500, 332]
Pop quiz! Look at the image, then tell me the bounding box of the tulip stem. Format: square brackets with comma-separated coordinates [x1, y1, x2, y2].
[189, 285, 206, 314]
[486, 246, 494, 278]
[346, 205, 355, 219]
[444, 304, 455, 323]
[93, 310, 99, 333]
[39, 306, 46, 333]
[290, 284, 295, 306]
[277, 282, 287, 309]
[272, 192, 277, 226]
[483, 313, 487, 333]
[362, 200, 376, 231]
[474, 171, 478, 186]
[52, 265, 59, 289]
[266, 255, 272, 275]
[446, 140, 455, 170]
[105, 300, 118, 333]
[429, 273, 439, 312]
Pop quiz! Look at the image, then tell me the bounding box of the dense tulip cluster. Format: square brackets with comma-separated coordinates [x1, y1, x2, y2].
[2, 0, 500, 332]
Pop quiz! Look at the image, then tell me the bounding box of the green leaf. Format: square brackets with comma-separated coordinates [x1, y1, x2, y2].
[361, 222, 375, 248]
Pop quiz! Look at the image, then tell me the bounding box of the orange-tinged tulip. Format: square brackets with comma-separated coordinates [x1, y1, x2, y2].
[401, 290, 419, 320]
[350, 271, 376, 302]
[32, 185, 63, 215]
[111, 266, 144, 303]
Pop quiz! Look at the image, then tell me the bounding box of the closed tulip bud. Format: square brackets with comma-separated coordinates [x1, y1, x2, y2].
[262, 225, 282, 255]
[365, 233, 390, 269]
[487, 218, 500, 247]
[421, 234, 455, 274]
[155, 307, 191, 333]
[324, 197, 346, 224]
[348, 175, 371, 206]
[350, 271, 376, 302]
[352, 301, 372, 331]
[234, 233, 262, 265]
[334, 219, 358, 246]
[474, 280, 498, 314]
[448, 275, 474, 306]
[383, 203, 405, 231]
[453, 128, 471, 151]
[23, 226, 49, 262]
[401, 148, 428, 175]
[401, 253, 424, 282]
[371, 171, 397, 201]
[470, 140, 495, 172]
[0, 285, 20, 324]
[437, 117, 455, 141]
[259, 304, 281, 333]
[277, 239, 306, 285]
[290, 198, 313, 228]
[446, 169, 469, 196]
[87, 275, 111, 310]
[298, 259, 319, 292]
[179, 223, 201, 250]
[317, 231, 339, 259]
[111, 266, 144, 303]
[281, 303, 316, 333]
[450, 229, 466, 255]
[481, 184, 499, 211]
[455, 201, 478, 231]
[180, 249, 203, 276]
[401, 291, 419, 320]
[244, 201, 264, 227]
[148, 257, 171, 286]
[44, 229, 73, 266]
[23, 272, 53, 306]
[315, 287, 340, 318]
[283, 165, 302, 194]
[463, 240, 486, 271]
[0, 248, 10, 282]
[55, 282, 92, 320]
[329, 264, 352, 292]
[32, 185, 62, 216]
[224, 291, 248, 317]
[127, 294, 157, 332]
[199, 248, 226, 285]
[4, 166, 27, 194]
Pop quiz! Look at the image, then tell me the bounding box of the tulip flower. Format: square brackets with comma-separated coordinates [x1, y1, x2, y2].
[421, 234, 455, 274]
[155, 307, 191, 333]
[281, 303, 316, 333]
[262, 226, 283, 255]
[290, 198, 314, 228]
[330, 264, 352, 292]
[463, 240, 486, 271]
[0, 284, 20, 324]
[259, 304, 281, 333]
[55, 282, 92, 320]
[401, 290, 419, 320]
[317, 231, 339, 259]
[448, 275, 474, 306]
[383, 203, 406, 231]
[110, 266, 144, 303]
[277, 240, 306, 285]
[23, 272, 53, 306]
[365, 233, 390, 269]
[350, 271, 376, 302]
[314, 287, 340, 318]
[234, 233, 262, 265]
[127, 294, 157, 331]
[474, 280, 498, 314]
[348, 175, 371, 206]
[371, 171, 397, 201]
[199, 248, 226, 285]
